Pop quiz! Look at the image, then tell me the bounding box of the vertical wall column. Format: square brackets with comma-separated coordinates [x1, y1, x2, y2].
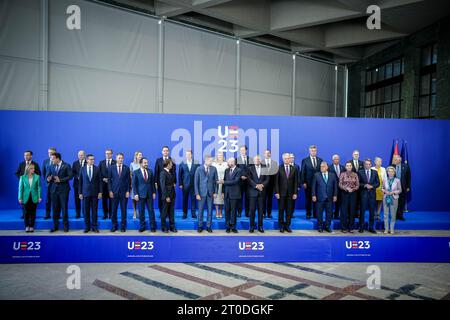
[291, 54, 296, 116]
[40, 0, 49, 111]
[157, 18, 165, 113]
[235, 39, 241, 115]
[344, 65, 349, 117]
[334, 65, 338, 117]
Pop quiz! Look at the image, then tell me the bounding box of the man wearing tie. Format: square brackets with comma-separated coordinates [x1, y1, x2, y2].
[15, 150, 42, 219]
[42, 147, 56, 219]
[247, 155, 269, 233]
[301, 145, 322, 219]
[218, 158, 241, 233]
[358, 159, 380, 233]
[350, 150, 364, 219]
[46, 153, 72, 232]
[262, 150, 278, 219]
[236, 145, 251, 218]
[178, 149, 199, 219]
[72, 150, 86, 219]
[160, 159, 177, 233]
[275, 153, 298, 233]
[154, 146, 177, 218]
[78, 154, 102, 233]
[99, 149, 116, 219]
[194, 155, 218, 233]
[133, 158, 157, 232]
[392, 155, 411, 221]
[108, 153, 130, 232]
[312, 161, 338, 233]
[289, 153, 301, 218]
[328, 155, 345, 220]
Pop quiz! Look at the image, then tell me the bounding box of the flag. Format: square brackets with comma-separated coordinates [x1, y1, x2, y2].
[401, 140, 409, 165]
[389, 139, 401, 165]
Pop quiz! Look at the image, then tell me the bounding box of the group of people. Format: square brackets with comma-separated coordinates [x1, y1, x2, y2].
[16, 145, 411, 234]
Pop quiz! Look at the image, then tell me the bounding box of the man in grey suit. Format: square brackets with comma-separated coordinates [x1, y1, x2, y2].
[194, 155, 218, 233]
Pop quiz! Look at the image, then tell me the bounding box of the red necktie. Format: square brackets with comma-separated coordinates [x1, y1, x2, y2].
[144, 169, 148, 181]
[118, 165, 122, 177]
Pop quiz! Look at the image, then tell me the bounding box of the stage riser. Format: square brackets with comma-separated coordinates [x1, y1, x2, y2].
[1, 236, 449, 263]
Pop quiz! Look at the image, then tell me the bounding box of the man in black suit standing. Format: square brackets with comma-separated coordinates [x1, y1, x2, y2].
[42, 147, 56, 219]
[154, 146, 176, 218]
[275, 153, 298, 233]
[72, 150, 86, 219]
[247, 155, 269, 233]
[262, 150, 278, 219]
[78, 154, 102, 233]
[16, 150, 42, 219]
[358, 159, 380, 233]
[219, 158, 241, 233]
[328, 154, 345, 219]
[46, 153, 72, 232]
[236, 145, 251, 217]
[301, 145, 322, 219]
[289, 153, 301, 218]
[99, 149, 115, 219]
[160, 159, 177, 233]
[178, 149, 199, 219]
[392, 155, 411, 221]
[349, 150, 364, 219]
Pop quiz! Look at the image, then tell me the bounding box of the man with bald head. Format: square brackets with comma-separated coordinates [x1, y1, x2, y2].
[72, 150, 86, 219]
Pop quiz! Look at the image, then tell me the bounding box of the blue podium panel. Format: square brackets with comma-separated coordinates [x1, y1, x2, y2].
[1, 235, 449, 263]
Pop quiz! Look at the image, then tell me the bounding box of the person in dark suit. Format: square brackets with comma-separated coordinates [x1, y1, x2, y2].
[160, 159, 177, 233]
[236, 145, 251, 218]
[108, 153, 130, 232]
[350, 150, 364, 219]
[194, 155, 218, 233]
[219, 158, 241, 233]
[78, 154, 102, 233]
[42, 147, 56, 219]
[133, 158, 157, 232]
[392, 155, 411, 221]
[358, 159, 380, 233]
[247, 155, 269, 233]
[46, 153, 72, 232]
[99, 149, 116, 219]
[71, 150, 86, 219]
[301, 145, 322, 219]
[262, 150, 278, 219]
[178, 149, 199, 219]
[312, 161, 338, 233]
[328, 154, 345, 219]
[154, 146, 176, 218]
[274, 153, 298, 233]
[15, 150, 42, 220]
[289, 153, 301, 218]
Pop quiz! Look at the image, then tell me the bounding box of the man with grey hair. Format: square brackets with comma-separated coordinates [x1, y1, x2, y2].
[72, 150, 86, 219]
[218, 158, 241, 233]
[301, 145, 322, 219]
[312, 161, 337, 232]
[329, 154, 345, 220]
[247, 155, 269, 233]
[391, 155, 410, 221]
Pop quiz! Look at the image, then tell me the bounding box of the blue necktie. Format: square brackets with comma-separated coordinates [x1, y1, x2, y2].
[323, 173, 328, 184]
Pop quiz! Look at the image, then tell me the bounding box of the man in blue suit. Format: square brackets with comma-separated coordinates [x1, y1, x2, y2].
[194, 155, 218, 233]
[46, 153, 72, 232]
[247, 155, 269, 233]
[108, 153, 130, 232]
[178, 149, 199, 219]
[358, 159, 380, 234]
[312, 161, 338, 233]
[301, 145, 322, 219]
[218, 158, 241, 233]
[133, 157, 157, 232]
[79, 154, 103, 233]
[42, 147, 56, 219]
[328, 154, 345, 220]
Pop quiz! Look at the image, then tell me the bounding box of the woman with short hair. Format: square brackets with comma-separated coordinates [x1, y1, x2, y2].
[382, 166, 402, 234]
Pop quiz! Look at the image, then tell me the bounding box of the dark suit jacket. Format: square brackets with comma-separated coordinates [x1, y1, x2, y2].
[132, 168, 155, 199]
[328, 164, 345, 181]
[274, 164, 298, 196]
[160, 169, 176, 200]
[358, 168, 380, 198]
[236, 155, 251, 178]
[154, 157, 177, 187]
[301, 156, 322, 186]
[46, 162, 72, 194]
[247, 165, 269, 198]
[99, 159, 116, 180]
[72, 159, 86, 188]
[311, 172, 338, 202]
[350, 160, 364, 173]
[390, 163, 411, 190]
[223, 167, 242, 200]
[79, 165, 103, 197]
[178, 161, 199, 188]
[108, 164, 131, 196]
[15, 161, 41, 178]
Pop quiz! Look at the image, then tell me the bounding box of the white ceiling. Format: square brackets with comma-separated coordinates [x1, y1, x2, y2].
[102, 0, 450, 63]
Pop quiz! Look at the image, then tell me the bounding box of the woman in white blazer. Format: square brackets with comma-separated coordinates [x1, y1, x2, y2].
[382, 166, 402, 234]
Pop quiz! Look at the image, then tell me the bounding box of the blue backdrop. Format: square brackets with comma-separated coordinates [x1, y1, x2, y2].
[1, 110, 449, 211]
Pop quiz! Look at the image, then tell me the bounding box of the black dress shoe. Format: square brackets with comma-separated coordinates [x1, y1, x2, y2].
[102, 215, 107, 220]
[120, 228, 126, 232]
[285, 227, 292, 233]
[232, 229, 238, 233]
[279, 228, 284, 233]
[318, 228, 323, 233]
[44, 216, 50, 220]
[197, 228, 203, 233]
[348, 229, 353, 233]
[75, 215, 80, 219]
[268, 214, 273, 219]
[249, 228, 254, 233]
[325, 227, 332, 233]
[237, 213, 242, 218]
[64, 229, 69, 233]
[369, 229, 377, 234]
[398, 217, 405, 221]
[206, 228, 212, 233]
[359, 228, 364, 233]
[50, 228, 58, 233]
[83, 229, 89, 233]
[342, 229, 347, 233]
[182, 214, 187, 219]
[110, 227, 117, 232]
[192, 213, 197, 219]
[162, 229, 168, 233]
[306, 215, 311, 220]
[139, 228, 145, 233]
[150, 228, 156, 233]
[226, 228, 231, 233]
[93, 229, 99, 233]
[258, 228, 264, 233]
[245, 214, 249, 218]
[170, 228, 177, 233]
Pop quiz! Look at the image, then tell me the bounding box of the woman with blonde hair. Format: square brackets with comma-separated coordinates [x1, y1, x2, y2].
[130, 151, 143, 220]
[382, 166, 402, 234]
[18, 164, 42, 232]
[212, 151, 227, 219]
[372, 157, 387, 223]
